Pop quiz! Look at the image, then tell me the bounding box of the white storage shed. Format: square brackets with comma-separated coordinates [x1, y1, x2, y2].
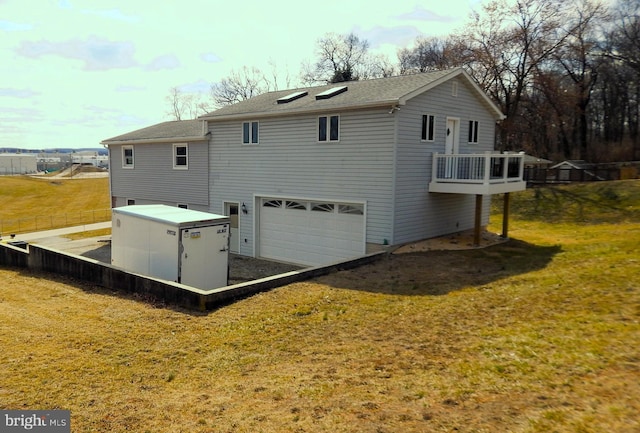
[111, 205, 230, 289]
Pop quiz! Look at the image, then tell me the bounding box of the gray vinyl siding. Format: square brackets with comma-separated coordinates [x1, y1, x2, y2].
[109, 141, 209, 209]
[392, 77, 498, 244]
[208, 109, 396, 257]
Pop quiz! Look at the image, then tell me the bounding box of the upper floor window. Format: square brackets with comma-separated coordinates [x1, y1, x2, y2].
[173, 143, 188, 169]
[468, 120, 479, 144]
[122, 145, 134, 169]
[243, 121, 259, 144]
[318, 115, 339, 142]
[421, 114, 435, 141]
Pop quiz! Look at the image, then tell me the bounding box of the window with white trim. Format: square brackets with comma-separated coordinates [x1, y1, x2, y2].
[421, 114, 435, 141]
[318, 115, 339, 142]
[468, 120, 479, 144]
[173, 143, 188, 169]
[122, 145, 134, 169]
[242, 121, 259, 144]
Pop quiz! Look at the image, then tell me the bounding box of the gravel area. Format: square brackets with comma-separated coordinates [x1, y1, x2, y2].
[27, 235, 303, 285]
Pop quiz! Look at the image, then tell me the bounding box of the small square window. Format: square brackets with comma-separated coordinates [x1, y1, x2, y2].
[173, 144, 188, 169]
[421, 114, 435, 141]
[468, 120, 479, 143]
[122, 146, 134, 169]
[242, 121, 259, 144]
[319, 115, 339, 142]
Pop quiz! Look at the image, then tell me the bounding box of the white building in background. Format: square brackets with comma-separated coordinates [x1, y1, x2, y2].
[0, 153, 37, 175]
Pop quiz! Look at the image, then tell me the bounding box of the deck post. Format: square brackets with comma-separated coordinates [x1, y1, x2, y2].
[501, 192, 510, 238]
[474, 194, 482, 246]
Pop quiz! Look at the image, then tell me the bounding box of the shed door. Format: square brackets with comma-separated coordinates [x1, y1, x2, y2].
[259, 198, 365, 266]
[180, 224, 229, 289]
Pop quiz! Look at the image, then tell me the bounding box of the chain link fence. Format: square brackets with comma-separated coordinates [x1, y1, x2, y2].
[0, 208, 112, 236]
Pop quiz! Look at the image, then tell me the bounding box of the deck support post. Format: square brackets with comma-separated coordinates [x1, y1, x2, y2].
[474, 194, 482, 246]
[501, 192, 510, 238]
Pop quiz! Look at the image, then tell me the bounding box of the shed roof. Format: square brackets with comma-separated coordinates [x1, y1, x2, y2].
[113, 204, 227, 225]
[101, 120, 206, 145]
[199, 68, 505, 122]
[550, 160, 595, 170]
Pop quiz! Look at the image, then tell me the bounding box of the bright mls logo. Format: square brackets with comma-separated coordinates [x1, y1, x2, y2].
[1, 411, 70, 432]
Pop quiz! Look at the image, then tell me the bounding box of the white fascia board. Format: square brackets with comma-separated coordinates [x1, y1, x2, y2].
[101, 136, 209, 146]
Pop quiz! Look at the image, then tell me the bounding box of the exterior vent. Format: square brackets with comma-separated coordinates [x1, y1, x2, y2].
[277, 91, 308, 104]
[315, 86, 348, 100]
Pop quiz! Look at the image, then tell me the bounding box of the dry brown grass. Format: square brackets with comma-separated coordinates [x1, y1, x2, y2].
[0, 176, 110, 234]
[1, 180, 639, 432]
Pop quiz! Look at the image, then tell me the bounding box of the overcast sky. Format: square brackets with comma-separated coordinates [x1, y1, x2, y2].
[1, 0, 488, 150]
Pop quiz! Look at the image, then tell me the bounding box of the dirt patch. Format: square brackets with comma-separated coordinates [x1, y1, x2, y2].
[393, 229, 507, 253]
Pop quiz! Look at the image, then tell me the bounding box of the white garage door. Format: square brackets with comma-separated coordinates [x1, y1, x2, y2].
[259, 198, 365, 266]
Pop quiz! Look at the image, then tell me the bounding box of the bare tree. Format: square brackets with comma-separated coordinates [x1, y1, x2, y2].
[460, 0, 572, 150]
[210, 66, 268, 107]
[551, 0, 607, 158]
[166, 87, 185, 121]
[302, 32, 371, 84]
[165, 87, 212, 121]
[398, 36, 468, 74]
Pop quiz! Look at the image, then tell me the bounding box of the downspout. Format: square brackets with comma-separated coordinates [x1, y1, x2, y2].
[389, 105, 400, 247]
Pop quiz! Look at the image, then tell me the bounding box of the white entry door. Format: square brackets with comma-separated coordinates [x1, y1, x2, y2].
[259, 198, 365, 266]
[445, 118, 460, 177]
[224, 202, 240, 253]
[445, 117, 459, 154]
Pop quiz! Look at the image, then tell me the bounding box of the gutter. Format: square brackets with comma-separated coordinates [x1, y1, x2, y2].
[101, 135, 209, 146]
[198, 100, 402, 122]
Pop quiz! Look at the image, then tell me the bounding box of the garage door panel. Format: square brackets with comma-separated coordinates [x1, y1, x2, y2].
[260, 198, 365, 266]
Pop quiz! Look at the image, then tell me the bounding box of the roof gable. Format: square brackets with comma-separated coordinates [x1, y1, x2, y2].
[199, 68, 505, 122]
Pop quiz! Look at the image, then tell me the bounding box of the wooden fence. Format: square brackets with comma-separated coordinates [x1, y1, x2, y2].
[524, 165, 638, 185]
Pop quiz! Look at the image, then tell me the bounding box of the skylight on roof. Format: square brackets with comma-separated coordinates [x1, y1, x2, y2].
[277, 91, 308, 104]
[315, 85, 348, 100]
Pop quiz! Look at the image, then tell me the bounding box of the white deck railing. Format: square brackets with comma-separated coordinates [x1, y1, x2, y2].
[432, 152, 525, 184]
[429, 152, 526, 194]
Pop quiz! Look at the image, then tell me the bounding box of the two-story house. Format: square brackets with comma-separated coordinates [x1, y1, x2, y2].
[103, 68, 525, 266]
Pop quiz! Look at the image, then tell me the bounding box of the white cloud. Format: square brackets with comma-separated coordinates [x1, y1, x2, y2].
[16, 36, 138, 71]
[81, 8, 139, 23]
[201, 53, 221, 63]
[0, 88, 39, 98]
[144, 54, 181, 71]
[0, 20, 33, 31]
[396, 6, 458, 23]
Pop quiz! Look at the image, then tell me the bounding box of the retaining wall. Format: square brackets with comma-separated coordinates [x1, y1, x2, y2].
[0, 242, 384, 311]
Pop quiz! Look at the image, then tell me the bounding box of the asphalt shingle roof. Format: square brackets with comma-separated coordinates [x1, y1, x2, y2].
[102, 68, 504, 144]
[101, 120, 205, 144]
[199, 68, 473, 121]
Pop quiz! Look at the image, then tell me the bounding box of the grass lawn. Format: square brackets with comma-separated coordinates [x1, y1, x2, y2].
[0, 180, 638, 432]
[0, 176, 110, 234]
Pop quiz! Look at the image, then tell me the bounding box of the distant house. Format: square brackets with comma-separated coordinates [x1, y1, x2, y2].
[550, 160, 603, 181]
[103, 68, 525, 266]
